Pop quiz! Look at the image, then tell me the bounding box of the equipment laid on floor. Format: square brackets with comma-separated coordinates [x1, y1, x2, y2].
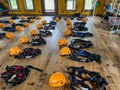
[10, 16, 19, 20]
[69, 50, 101, 64]
[71, 31, 93, 38]
[1, 65, 43, 87]
[0, 20, 9, 24]
[0, 23, 5, 28]
[30, 30, 38, 36]
[67, 66, 108, 90]
[68, 39, 93, 50]
[49, 72, 66, 87]
[30, 36, 46, 46]
[59, 47, 71, 56]
[14, 48, 41, 59]
[6, 32, 14, 39]
[38, 30, 52, 37]
[44, 23, 55, 30]
[19, 36, 29, 44]
[0, 33, 6, 39]
[58, 38, 67, 46]
[9, 46, 21, 56]
[2, 27, 16, 32]
[73, 22, 88, 31]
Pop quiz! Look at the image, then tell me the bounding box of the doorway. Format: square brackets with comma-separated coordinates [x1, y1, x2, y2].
[41, 0, 57, 15]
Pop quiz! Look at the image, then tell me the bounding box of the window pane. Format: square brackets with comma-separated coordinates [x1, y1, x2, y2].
[44, 0, 55, 12]
[66, 0, 76, 10]
[9, 0, 18, 10]
[25, 0, 34, 10]
[85, 0, 93, 10]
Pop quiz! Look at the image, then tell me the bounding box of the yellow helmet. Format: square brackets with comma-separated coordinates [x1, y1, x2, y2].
[9, 46, 21, 56]
[15, 26, 22, 31]
[59, 47, 71, 55]
[49, 72, 66, 87]
[58, 38, 67, 46]
[6, 32, 14, 39]
[0, 23, 5, 28]
[23, 22, 29, 27]
[82, 18, 88, 23]
[30, 30, 38, 36]
[42, 20, 47, 25]
[30, 19, 35, 23]
[37, 24, 43, 29]
[19, 36, 29, 44]
[64, 29, 71, 36]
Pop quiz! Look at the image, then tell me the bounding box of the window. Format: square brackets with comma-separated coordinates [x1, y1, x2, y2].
[66, 0, 76, 10]
[84, 0, 93, 10]
[24, 0, 34, 10]
[44, 0, 55, 12]
[8, 0, 18, 10]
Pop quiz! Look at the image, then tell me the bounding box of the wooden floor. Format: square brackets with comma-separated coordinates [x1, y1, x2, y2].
[0, 16, 120, 90]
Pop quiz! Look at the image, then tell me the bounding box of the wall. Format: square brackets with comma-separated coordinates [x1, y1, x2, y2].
[0, 0, 42, 15]
[58, 0, 105, 15]
[1, 0, 105, 15]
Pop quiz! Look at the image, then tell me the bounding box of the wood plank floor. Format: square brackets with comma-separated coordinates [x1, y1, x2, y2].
[0, 16, 120, 90]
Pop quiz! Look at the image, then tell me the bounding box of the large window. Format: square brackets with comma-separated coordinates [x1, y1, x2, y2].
[8, 0, 18, 10]
[66, 0, 76, 10]
[44, 0, 55, 12]
[84, 0, 93, 10]
[24, 0, 34, 10]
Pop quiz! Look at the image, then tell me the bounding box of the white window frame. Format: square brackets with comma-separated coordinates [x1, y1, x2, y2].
[8, 0, 19, 10]
[24, 0, 34, 10]
[66, 0, 77, 10]
[84, 0, 93, 10]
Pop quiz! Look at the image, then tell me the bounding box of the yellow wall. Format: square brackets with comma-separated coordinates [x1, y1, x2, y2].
[1, 0, 105, 15]
[0, 0, 42, 15]
[58, 0, 105, 15]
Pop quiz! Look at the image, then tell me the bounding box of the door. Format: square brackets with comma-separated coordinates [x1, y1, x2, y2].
[41, 0, 57, 15]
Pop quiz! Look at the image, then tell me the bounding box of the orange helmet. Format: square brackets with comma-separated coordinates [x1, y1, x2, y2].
[9, 46, 21, 56]
[30, 30, 38, 36]
[58, 38, 67, 46]
[55, 17, 59, 22]
[59, 47, 71, 55]
[66, 20, 72, 25]
[42, 20, 47, 25]
[82, 18, 88, 23]
[37, 24, 43, 29]
[66, 18, 71, 21]
[67, 25, 73, 30]
[0, 23, 5, 28]
[6, 32, 14, 39]
[23, 22, 29, 27]
[9, 19, 15, 24]
[37, 16, 42, 20]
[15, 26, 22, 31]
[49, 72, 66, 87]
[21, 15, 26, 20]
[30, 19, 35, 23]
[19, 36, 29, 44]
[64, 29, 71, 36]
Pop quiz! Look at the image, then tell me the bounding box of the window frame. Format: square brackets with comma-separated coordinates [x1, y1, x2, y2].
[8, 0, 19, 11]
[23, 0, 35, 11]
[66, 0, 77, 11]
[84, 0, 93, 10]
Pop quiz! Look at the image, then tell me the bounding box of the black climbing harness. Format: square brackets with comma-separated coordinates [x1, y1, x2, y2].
[1, 65, 43, 87]
[69, 50, 101, 64]
[67, 66, 108, 90]
[71, 31, 93, 38]
[14, 48, 41, 59]
[0, 33, 6, 39]
[30, 36, 46, 46]
[68, 39, 93, 50]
